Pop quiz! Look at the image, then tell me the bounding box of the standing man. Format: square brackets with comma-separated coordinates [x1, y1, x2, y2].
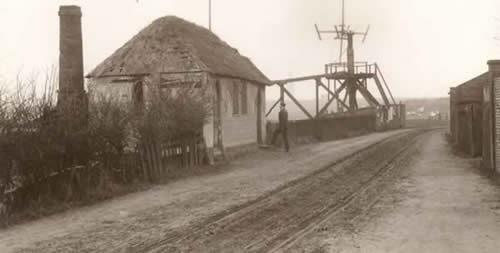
[271, 102, 290, 152]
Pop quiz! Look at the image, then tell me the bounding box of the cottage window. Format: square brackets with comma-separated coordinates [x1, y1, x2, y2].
[233, 82, 240, 115]
[133, 81, 144, 108]
[232, 81, 249, 116]
[241, 82, 248, 115]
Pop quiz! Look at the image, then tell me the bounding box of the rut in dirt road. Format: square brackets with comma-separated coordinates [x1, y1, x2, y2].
[135, 130, 428, 253]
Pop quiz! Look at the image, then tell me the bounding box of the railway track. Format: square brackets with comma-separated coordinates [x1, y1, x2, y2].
[132, 129, 429, 253]
[267, 131, 421, 252]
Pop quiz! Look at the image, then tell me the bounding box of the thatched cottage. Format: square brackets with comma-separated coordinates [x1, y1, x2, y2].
[86, 16, 271, 159]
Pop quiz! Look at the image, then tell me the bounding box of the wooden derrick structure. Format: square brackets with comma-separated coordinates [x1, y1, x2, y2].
[266, 62, 396, 119]
[267, 7, 397, 119]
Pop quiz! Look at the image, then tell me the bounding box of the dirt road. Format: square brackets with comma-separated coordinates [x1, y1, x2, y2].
[0, 130, 409, 253]
[145, 129, 424, 253]
[4, 129, 496, 253]
[291, 130, 500, 253]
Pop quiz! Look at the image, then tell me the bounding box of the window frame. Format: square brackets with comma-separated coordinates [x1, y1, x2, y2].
[241, 81, 248, 115]
[232, 81, 240, 115]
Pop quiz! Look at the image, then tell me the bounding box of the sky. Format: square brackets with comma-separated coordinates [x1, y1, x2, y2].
[1, 0, 500, 100]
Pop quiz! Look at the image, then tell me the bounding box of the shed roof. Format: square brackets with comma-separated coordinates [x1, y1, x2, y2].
[454, 72, 488, 104]
[457, 72, 488, 89]
[87, 16, 271, 85]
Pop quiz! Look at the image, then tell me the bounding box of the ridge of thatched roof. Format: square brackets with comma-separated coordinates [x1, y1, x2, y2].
[87, 16, 271, 85]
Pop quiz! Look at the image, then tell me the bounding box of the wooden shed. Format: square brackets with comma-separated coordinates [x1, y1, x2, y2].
[449, 72, 488, 157]
[483, 60, 500, 172]
[86, 16, 271, 161]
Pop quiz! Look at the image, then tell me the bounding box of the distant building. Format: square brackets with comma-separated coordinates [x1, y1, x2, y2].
[86, 16, 271, 160]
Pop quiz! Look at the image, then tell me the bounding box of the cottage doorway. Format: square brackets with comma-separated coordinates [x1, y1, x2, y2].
[132, 81, 144, 108]
[256, 87, 263, 144]
[214, 80, 225, 157]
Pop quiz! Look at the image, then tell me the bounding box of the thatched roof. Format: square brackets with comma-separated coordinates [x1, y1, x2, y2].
[87, 16, 271, 85]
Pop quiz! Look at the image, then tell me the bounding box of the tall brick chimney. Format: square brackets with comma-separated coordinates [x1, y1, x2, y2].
[58, 5, 85, 113]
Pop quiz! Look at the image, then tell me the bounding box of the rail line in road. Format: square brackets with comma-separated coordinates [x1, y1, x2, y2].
[141, 129, 429, 253]
[120, 131, 411, 253]
[267, 130, 422, 253]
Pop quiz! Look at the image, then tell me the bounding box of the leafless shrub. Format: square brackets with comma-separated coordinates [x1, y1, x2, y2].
[132, 85, 212, 181]
[0, 75, 212, 223]
[0, 69, 93, 217]
[88, 96, 131, 164]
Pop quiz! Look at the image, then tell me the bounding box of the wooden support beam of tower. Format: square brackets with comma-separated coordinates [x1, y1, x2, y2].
[266, 99, 280, 117]
[342, 89, 348, 105]
[373, 75, 390, 106]
[282, 86, 314, 119]
[318, 82, 347, 117]
[355, 79, 380, 107]
[279, 83, 285, 105]
[316, 81, 319, 115]
[375, 63, 396, 104]
[273, 74, 334, 84]
[317, 79, 349, 109]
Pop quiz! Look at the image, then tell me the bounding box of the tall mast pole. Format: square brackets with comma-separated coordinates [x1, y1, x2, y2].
[209, 0, 212, 31]
[337, 0, 345, 111]
[315, 0, 374, 113]
[339, 0, 345, 63]
[341, 0, 345, 30]
[342, 0, 345, 22]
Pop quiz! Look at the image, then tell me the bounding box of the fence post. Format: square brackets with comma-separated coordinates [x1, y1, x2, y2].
[140, 143, 149, 182]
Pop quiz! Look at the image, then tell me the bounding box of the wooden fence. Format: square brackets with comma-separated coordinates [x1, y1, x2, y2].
[0, 136, 206, 218]
[138, 136, 205, 181]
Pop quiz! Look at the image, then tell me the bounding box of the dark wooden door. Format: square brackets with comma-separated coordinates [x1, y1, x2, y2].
[256, 87, 263, 144]
[214, 80, 225, 156]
